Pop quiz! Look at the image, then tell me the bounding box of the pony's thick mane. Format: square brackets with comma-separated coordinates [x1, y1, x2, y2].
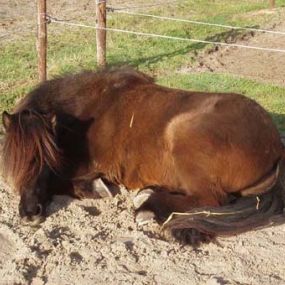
[2, 110, 61, 192]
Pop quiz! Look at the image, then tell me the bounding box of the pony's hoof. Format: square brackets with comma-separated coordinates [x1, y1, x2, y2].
[133, 188, 154, 209]
[93, 178, 114, 198]
[169, 228, 214, 246]
[135, 210, 155, 226]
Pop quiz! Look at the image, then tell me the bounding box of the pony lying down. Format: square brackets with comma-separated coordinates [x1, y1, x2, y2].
[2, 67, 285, 245]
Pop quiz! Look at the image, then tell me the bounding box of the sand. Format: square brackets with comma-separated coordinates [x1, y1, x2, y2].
[0, 178, 285, 285]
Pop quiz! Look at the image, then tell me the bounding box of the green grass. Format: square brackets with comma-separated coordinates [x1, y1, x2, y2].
[1, 0, 284, 131]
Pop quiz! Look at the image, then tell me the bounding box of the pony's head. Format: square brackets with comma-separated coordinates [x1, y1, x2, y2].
[1, 109, 61, 225]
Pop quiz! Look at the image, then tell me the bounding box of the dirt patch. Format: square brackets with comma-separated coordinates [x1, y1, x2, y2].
[0, 179, 284, 285]
[0, 0, 162, 41]
[180, 9, 285, 87]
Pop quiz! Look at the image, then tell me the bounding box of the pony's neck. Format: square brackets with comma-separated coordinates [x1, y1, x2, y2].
[14, 67, 154, 119]
[15, 72, 103, 118]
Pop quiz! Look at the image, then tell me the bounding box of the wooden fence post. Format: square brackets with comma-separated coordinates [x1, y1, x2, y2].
[37, 0, 47, 82]
[269, 0, 275, 9]
[96, 0, 107, 67]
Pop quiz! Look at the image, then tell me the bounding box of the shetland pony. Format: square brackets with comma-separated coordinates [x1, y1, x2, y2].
[2, 67, 285, 244]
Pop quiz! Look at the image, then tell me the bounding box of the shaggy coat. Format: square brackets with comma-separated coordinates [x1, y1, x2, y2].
[2, 67, 285, 243]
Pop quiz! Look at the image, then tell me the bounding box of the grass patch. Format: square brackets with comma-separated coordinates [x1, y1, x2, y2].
[1, 0, 284, 131]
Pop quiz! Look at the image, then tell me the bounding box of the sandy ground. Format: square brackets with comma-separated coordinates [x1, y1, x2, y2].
[1, 179, 285, 285]
[1, 2, 285, 285]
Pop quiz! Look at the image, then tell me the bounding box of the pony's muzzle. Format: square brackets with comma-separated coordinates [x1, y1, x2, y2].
[21, 215, 45, 226]
[19, 203, 45, 226]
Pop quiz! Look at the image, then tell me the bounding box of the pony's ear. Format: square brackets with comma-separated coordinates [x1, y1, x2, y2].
[2, 111, 12, 131]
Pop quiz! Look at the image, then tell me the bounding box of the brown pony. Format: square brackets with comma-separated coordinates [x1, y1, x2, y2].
[2, 67, 285, 244]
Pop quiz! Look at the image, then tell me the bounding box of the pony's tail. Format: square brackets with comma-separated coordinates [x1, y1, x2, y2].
[164, 158, 285, 237]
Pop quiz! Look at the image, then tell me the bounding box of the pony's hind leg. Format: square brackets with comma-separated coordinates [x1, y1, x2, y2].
[133, 186, 218, 245]
[134, 187, 197, 221]
[133, 188, 156, 225]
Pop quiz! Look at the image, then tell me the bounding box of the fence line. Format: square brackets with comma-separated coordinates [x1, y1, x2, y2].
[37, 0, 47, 82]
[107, 9, 285, 36]
[47, 17, 285, 54]
[96, 0, 107, 66]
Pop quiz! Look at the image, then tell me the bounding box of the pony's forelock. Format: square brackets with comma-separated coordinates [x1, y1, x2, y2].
[1, 111, 61, 192]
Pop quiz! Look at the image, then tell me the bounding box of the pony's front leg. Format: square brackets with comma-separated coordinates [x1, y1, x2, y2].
[72, 178, 119, 199]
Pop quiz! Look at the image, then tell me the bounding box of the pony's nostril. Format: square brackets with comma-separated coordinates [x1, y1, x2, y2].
[36, 204, 43, 216]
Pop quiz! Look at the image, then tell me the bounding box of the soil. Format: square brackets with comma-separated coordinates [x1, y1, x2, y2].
[1, 2, 285, 285]
[0, 179, 285, 285]
[180, 9, 285, 87]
